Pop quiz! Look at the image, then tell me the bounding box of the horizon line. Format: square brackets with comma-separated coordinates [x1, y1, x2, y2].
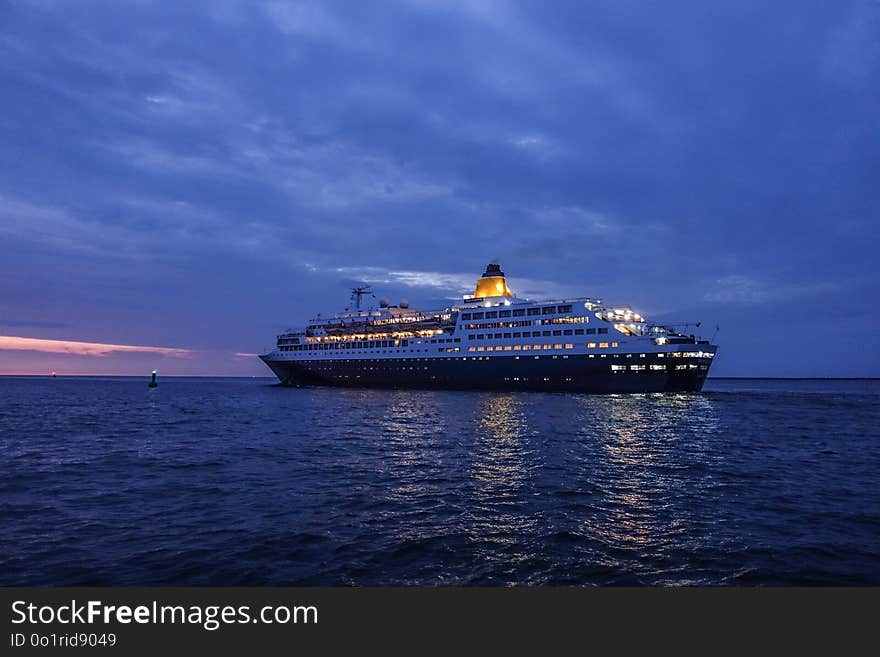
[0, 374, 878, 381]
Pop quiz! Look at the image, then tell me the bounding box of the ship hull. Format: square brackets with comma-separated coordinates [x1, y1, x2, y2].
[260, 353, 712, 393]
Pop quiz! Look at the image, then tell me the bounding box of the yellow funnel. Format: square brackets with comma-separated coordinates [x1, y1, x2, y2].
[473, 263, 514, 298]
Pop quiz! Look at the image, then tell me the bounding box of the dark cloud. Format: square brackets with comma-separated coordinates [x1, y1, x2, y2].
[1, 0, 878, 375]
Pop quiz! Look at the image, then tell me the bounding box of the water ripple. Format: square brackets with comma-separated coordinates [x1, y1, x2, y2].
[0, 376, 878, 585]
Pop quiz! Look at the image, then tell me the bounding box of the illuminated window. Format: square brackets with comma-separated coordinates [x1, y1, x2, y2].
[587, 342, 597, 348]
[544, 344, 552, 350]
[564, 343, 574, 349]
[522, 345, 531, 351]
[486, 346, 494, 352]
[504, 345, 512, 351]
[553, 344, 562, 349]
[650, 364, 665, 371]
[611, 341, 618, 347]
[611, 364, 626, 371]
[513, 345, 521, 350]
[534, 344, 542, 350]
[630, 364, 645, 371]
[477, 346, 485, 352]
[599, 342, 609, 348]
[468, 347, 476, 352]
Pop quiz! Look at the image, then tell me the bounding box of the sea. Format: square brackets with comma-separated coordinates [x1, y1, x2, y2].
[1, 376, 878, 586]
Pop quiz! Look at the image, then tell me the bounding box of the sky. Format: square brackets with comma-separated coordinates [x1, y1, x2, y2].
[1, 0, 878, 377]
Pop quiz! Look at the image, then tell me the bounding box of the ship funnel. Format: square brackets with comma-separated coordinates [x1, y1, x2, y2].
[473, 262, 514, 298]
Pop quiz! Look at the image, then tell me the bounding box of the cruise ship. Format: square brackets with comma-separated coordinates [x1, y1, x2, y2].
[259, 263, 717, 393]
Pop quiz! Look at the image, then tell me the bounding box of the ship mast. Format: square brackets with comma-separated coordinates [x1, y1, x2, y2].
[350, 285, 374, 310]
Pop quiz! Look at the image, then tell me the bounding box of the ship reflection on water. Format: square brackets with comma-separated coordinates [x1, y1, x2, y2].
[353, 387, 723, 584]
[580, 394, 719, 566]
[466, 396, 540, 552]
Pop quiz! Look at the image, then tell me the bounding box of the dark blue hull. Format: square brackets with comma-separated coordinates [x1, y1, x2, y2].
[260, 353, 713, 393]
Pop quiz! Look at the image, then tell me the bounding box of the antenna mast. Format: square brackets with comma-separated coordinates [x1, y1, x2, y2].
[350, 285, 374, 310]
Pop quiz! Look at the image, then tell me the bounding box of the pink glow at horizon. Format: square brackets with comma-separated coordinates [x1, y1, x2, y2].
[0, 335, 192, 358]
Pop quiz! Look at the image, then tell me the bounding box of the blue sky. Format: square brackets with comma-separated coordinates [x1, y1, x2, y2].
[1, 0, 878, 376]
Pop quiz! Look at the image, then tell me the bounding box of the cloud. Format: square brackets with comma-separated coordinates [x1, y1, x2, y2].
[0, 335, 192, 358]
[325, 264, 590, 301]
[704, 275, 840, 305]
[0, 319, 69, 328]
[821, 0, 880, 87]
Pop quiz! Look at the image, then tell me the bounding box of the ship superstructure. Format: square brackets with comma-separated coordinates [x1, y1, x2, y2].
[260, 263, 717, 392]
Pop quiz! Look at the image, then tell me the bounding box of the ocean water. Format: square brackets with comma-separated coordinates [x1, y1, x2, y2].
[1, 376, 878, 586]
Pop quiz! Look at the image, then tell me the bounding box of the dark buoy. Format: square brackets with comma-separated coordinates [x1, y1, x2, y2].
[51, 371, 57, 378]
[148, 369, 158, 388]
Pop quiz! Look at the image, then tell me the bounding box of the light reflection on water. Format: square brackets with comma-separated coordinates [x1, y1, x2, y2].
[1, 377, 878, 586]
[466, 395, 540, 554]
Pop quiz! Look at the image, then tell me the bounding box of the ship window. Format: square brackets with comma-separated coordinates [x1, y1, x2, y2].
[553, 344, 562, 349]
[552, 330, 562, 336]
[513, 332, 521, 338]
[612, 364, 626, 371]
[599, 342, 609, 348]
[468, 347, 476, 352]
[503, 332, 511, 338]
[542, 306, 555, 315]
[586, 328, 596, 335]
[535, 344, 543, 350]
[542, 331, 551, 336]
[485, 311, 498, 318]
[477, 334, 485, 339]
[650, 364, 665, 371]
[431, 339, 436, 343]
[513, 309, 526, 317]
[522, 345, 531, 350]
[468, 335, 475, 340]
[558, 304, 572, 313]
[499, 310, 511, 318]
[564, 343, 574, 349]
[472, 312, 485, 319]
[527, 308, 541, 316]
[588, 342, 596, 348]
[598, 328, 608, 334]
[454, 338, 461, 342]
[461, 313, 472, 320]
[513, 345, 521, 350]
[611, 341, 618, 347]
[630, 364, 645, 371]
[494, 333, 502, 339]
[564, 329, 573, 335]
